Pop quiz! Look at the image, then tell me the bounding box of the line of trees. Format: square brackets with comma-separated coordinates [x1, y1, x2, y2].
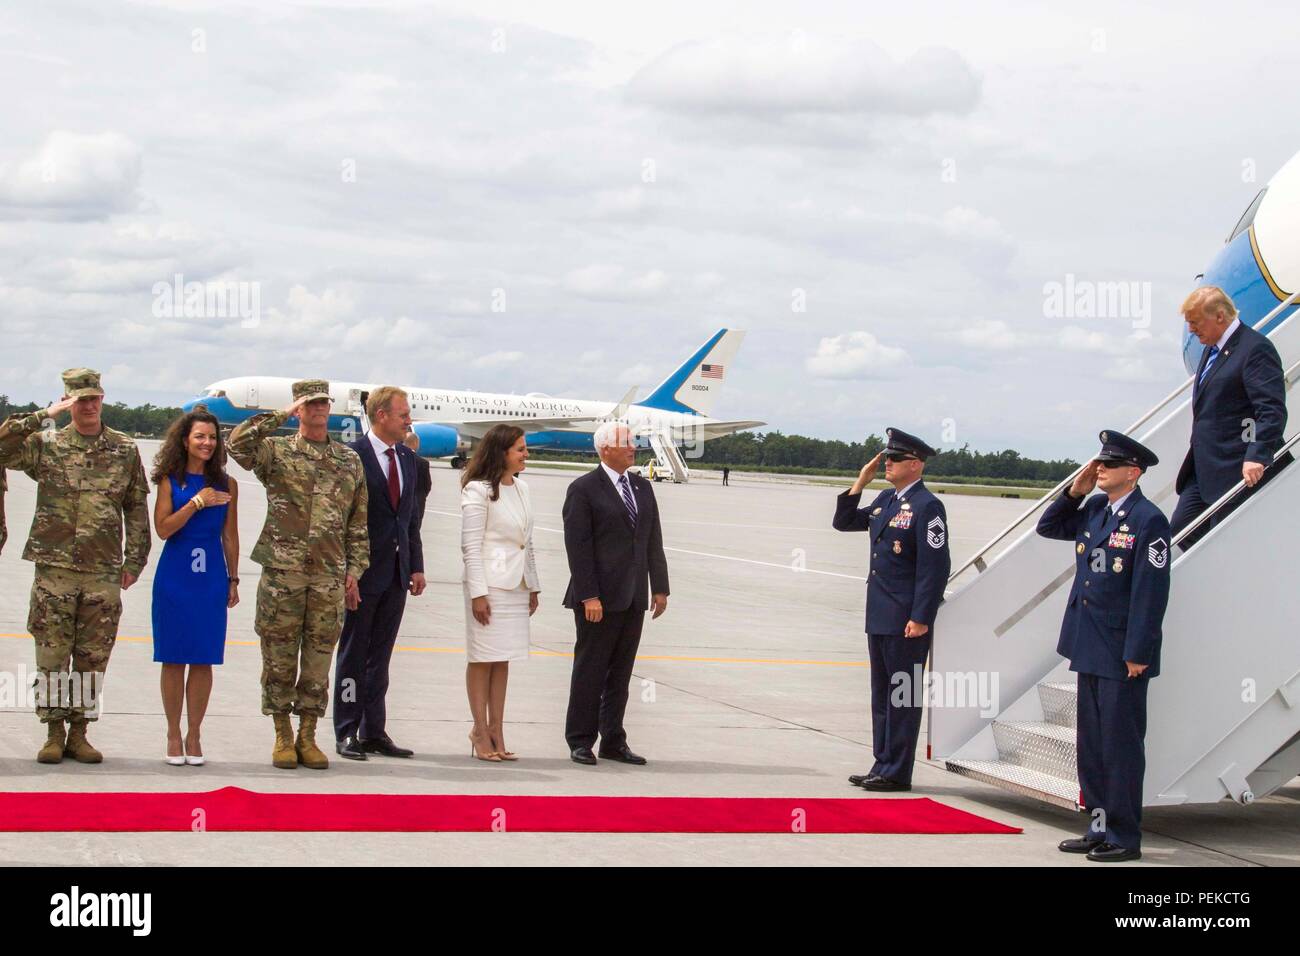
[0, 395, 1078, 482]
[0, 396, 182, 438]
[697, 431, 1078, 482]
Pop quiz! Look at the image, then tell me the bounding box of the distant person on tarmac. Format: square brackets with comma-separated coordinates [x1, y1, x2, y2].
[833, 428, 949, 793]
[722, 466, 730, 486]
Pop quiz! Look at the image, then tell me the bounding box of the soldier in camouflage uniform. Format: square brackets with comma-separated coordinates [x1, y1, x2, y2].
[228, 378, 369, 770]
[0, 368, 151, 763]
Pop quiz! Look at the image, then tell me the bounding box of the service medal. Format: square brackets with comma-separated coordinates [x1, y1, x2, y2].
[901, 502, 911, 511]
[893, 540, 902, 554]
[1113, 557, 1123, 573]
[1120, 524, 1129, 532]
[1076, 542, 1084, 554]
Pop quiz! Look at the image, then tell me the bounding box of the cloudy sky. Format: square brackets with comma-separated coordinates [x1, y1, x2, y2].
[1, 0, 1297, 458]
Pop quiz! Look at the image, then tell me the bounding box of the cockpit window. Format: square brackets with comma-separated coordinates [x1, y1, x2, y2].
[207, 388, 227, 398]
[1228, 188, 1267, 243]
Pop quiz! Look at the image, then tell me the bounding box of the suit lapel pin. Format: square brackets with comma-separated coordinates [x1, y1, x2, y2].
[872, 507, 882, 515]
[893, 540, 902, 554]
[1077, 542, 1084, 554]
[901, 502, 911, 511]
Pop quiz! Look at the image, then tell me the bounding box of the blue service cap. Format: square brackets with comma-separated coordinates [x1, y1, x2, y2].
[1096, 430, 1158, 470]
[885, 427, 938, 461]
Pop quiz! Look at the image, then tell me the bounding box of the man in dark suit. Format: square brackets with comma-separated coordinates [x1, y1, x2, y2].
[333, 387, 426, 760]
[1172, 286, 1287, 545]
[833, 428, 950, 792]
[1037, 431, 1170, 862]
[402, 431, 432, 525]
[562, 421, 670, 765]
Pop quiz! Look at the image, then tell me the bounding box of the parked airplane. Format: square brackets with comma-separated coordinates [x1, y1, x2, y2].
[1183, 148, 1300, 372]
[183, 328, 763, 480]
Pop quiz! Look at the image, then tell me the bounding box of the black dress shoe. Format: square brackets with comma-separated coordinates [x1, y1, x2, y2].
[361, 734, 413, 758]
[335, 735, 367, 760]
[570, 746, 597, 765]
[858, 776, 911, 792]
[597, 746, 647, 765]
[849, 772, 881, 787]
[1087, 842, 1142, 862]
[1058, 836, 1104, 854]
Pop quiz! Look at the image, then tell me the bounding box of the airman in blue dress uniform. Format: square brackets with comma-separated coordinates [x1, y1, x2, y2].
[833, 428, 950, 792]
[1037, 430, 1170, 862]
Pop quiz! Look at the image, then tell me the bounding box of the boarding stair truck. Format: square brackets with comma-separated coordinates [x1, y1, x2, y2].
[649, 430, 690, 483]
[930, 292, 1300, 810]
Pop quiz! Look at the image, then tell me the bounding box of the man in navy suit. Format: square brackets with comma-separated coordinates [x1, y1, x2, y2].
[332, 387, 426, 760]
[833, 428, 950, 792]
[561, 421, 670, 766]
[1038, 431, 1170, 862]
[1173, 286, 1287, 546]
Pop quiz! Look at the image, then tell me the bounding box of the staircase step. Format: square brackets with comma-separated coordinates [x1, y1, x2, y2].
[946, 758, 1081, 811]
[993, 719, 1078, 778]
[1037, 680, 1078, 729]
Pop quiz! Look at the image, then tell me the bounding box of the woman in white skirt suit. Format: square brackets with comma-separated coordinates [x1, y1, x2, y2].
[460, 425, 540, 761]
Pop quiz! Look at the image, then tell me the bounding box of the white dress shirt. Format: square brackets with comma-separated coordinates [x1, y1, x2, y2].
[1213, 317, 1241, 353]
[367, 430, 403, 494]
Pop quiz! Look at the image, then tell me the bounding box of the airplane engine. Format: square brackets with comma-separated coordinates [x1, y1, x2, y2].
[410, 421, 462, 458]
[1185, 150, 1300, 374]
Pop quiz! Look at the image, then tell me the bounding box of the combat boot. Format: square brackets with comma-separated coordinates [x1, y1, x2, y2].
[64, 718, 103, 763]
[272, 714, 297, 769]
[295, 714, 329, 770]
[37, 720, 66, 764]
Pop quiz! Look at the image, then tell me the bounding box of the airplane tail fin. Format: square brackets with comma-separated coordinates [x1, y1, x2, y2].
[635, 329, 746, 417]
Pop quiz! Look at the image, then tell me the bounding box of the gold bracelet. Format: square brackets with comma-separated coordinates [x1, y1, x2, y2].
[191, 496, 205, 510]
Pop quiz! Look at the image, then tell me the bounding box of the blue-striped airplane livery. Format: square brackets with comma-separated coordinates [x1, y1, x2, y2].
[183, 328, 763, 468]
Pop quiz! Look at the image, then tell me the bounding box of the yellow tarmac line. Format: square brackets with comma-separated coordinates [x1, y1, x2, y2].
[0, 633, 866, 667]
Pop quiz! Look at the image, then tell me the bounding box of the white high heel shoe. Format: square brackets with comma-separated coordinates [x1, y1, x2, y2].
[184, 754, 205, 766]
[165, 754, 185, 766]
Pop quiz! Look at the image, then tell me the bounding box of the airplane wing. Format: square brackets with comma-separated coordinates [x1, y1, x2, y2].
[696, 419, 766, 438]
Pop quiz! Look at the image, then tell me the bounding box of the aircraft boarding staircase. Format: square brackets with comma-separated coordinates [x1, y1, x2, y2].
[933, 293, 1300, 808]
[649, 432, 691, 483]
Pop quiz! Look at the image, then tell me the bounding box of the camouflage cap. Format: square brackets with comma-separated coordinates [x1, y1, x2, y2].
[62, 367, 104, 399]
[291, 379, 333, 403]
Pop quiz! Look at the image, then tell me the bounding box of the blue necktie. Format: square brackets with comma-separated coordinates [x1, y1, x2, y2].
[1198, 345, 1220, 387]
[618, 474, 638, 526]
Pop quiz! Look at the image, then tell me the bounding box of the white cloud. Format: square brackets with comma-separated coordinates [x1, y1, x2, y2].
[627, 35, 979, 117]
[806, 331, 910, 379]
[0, 131, 144, 220]
[956, 319, 1020, 350]
[472, 350, 525, 369]
[564, 264, 668, 300]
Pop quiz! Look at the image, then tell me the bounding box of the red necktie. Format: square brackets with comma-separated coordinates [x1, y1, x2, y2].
[385, 447, 400, 509]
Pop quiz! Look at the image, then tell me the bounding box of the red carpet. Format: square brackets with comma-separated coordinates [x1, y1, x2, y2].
[0, 787, 1019, 834]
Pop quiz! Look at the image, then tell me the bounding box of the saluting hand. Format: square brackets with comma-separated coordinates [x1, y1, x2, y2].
[851, 452, 885, 495]
[1070, 460, 1101, 498]
[282, 395, 312, 417]
[44, 397, 77, 418]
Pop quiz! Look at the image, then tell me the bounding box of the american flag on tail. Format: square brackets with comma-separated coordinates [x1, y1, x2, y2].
[701, 364, 724, 380]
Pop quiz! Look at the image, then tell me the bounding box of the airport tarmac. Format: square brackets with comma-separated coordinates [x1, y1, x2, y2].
[0, 442, 1296, 867]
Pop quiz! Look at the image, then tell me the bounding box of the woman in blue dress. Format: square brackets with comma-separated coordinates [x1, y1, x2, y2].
[150, 408, 240, 766]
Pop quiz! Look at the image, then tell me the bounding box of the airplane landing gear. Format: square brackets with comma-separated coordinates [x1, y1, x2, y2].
[450, 454, 468, 469]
